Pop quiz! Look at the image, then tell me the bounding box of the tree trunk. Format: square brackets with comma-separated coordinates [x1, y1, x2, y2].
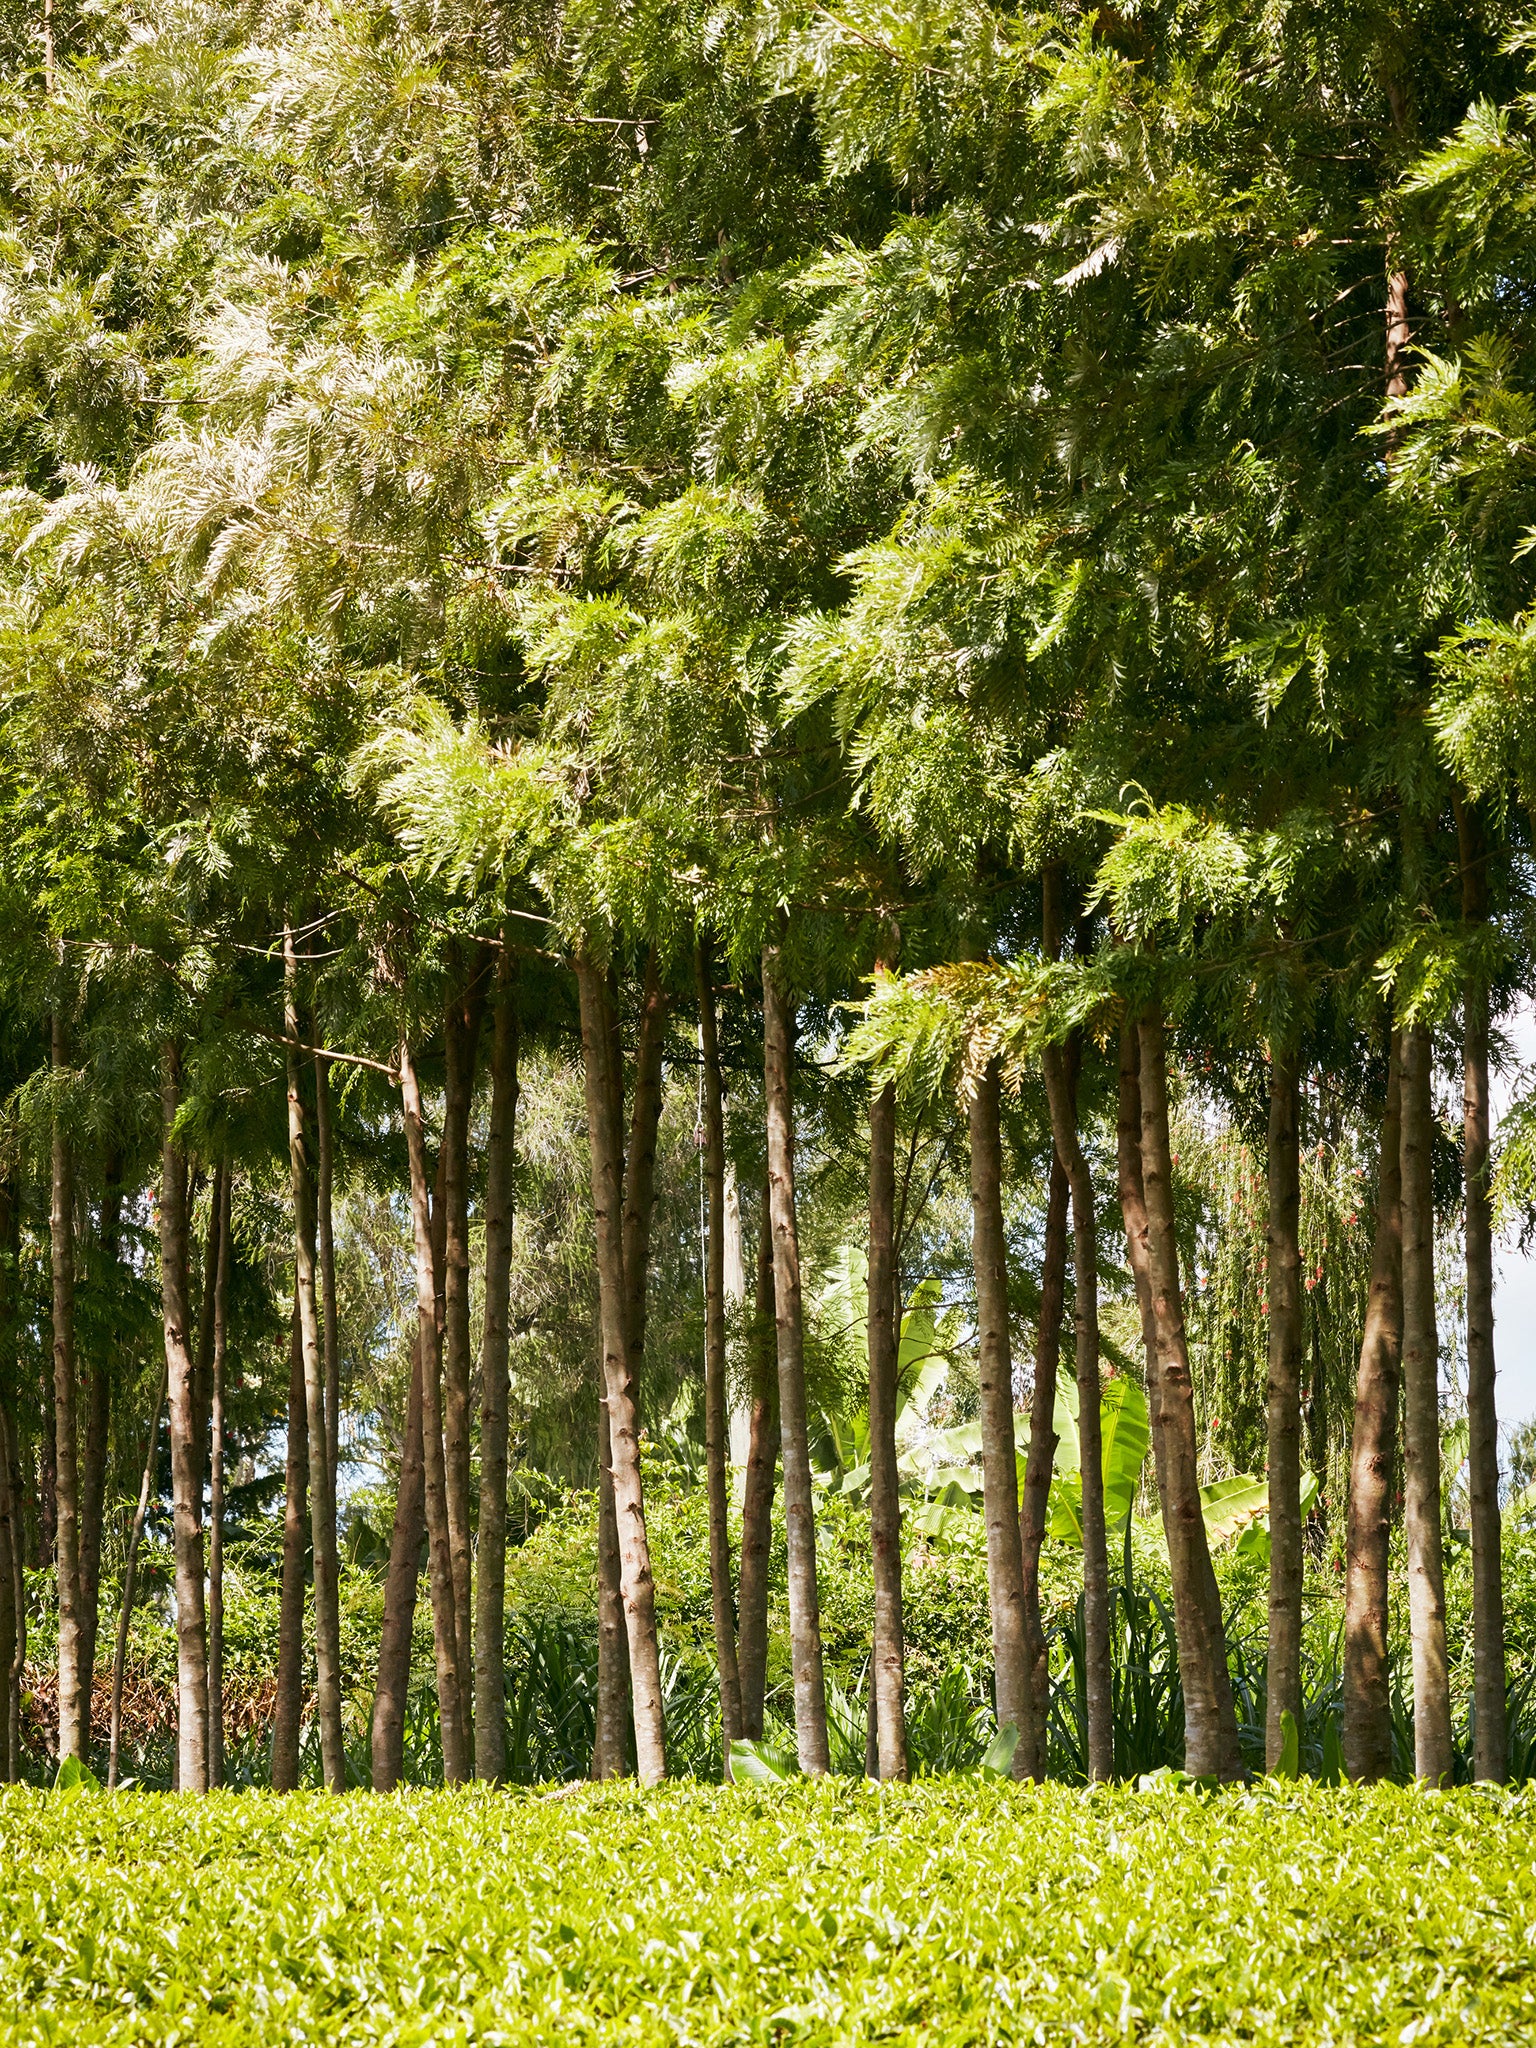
[0, 1180, 22, 1782]
[475, 946, 520, 1782]
[1460, 802, 1506, 1781]
[160, 1044, 208, 1793]
[372, 1151, 445, 1791]
[52, 1010, 87, 1764]
[576, 949, 668, 1783]
[1400, 1018, 1453, 1783]
[372, 1337, 425, 1792]
[314, 1052, 341, 1499]
[207, 1167, 231, 1788]
[968, 1057, 1031, 1775]
[1041, 1041, 1111, 1783]
[1344, 1030, 1403, 1783]
[867, 1075, 908, 1780]
[108, 1358, 167, 1790]
[1137, 1003, 1242, 1781]
[0, 1191, 17, 1783]
[697, 937, 744, 1771]
[737, 1193, 779, 1740]
[287, 934, 346, 1793]
[762, 944, 830, 1775]
[0, 1427, 13, 1782]
[1020, 1150, 1067, 1780]
[271, 1301, 308, 1793]
[1265, 1040, 1305, 1771]
[78, 1169, 119, 1753]
[0, 1407, 23, 1786]
[400, 1037, 471, 1784]
[442, 961, 487, 1720]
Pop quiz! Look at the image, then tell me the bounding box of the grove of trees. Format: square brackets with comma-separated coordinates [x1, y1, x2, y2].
[2, 0, 1536, 1793]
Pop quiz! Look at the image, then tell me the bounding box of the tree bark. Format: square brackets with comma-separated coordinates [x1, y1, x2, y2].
[372, 1337, 425, 1792]
[372, 1151, 445, 1791]
[108, 1358, 167, 1790]
[1400, 1019, 1453, 1784]
[867, 1075, 908, 1780]
[207, 1166, 231, 1788]
[400, 1037, 471, 1784]
[1020, 1150, 1067, 1780]
[78, 1169, 119, 1751]
[0, 1406, 23, 1786]
[1137, 1003, 1242, 1781]
[1459, 802, 1506, 1781]
[697, 937, 745, 1770]
[314, 1052, 341, 1499]
[968, 1057, 1031, 1776]
[271, 1300, 307, 1793]
[737, 1193, 779, 1740]
[442, 960, 487, 1719]
[475, 945, 520, 1782]
[160, 1044, 208, 1793]
[0, 1180, 22, 1781]
[762, 943, 830, 1775]
[577, 950, 668, 1783]
[52, 1010, 87, 1764]
[287, 933, 346, 1793]
[1041, 1039, 1111, 1783]
[1265, 1040, 1305, 1771]
[1344, 1031, 1403, 1783]
[0, 1422, 14, 1783]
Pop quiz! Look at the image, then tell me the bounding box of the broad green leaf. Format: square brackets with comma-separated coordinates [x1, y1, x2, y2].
[728, 1739, 797, 1784]
[1200, 1473, 1271, 1545]
[978, 1721, 1019, 1779]
[1275, 1708, 1300, 1780]
[53, 1757, 101, 1798]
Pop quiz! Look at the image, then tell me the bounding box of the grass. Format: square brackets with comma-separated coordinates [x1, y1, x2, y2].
[0, 1781, 1534, 2043]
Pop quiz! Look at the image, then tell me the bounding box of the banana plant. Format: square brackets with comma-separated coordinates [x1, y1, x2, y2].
[810, 1249, 952, 1499]
[1044, 1376, 1152, 1544]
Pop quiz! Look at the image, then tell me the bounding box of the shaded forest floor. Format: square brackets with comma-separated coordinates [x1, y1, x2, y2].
[0, 1779, 1531, 2043]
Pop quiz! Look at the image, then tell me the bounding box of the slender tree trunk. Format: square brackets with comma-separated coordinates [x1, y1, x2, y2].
[372, 1151, 445, 1791]
[1118, 1027, 1164, 1485]
[287, 935, 346, 1793]
[108, 1358, 167, 1791]
[52, 1011, 87, 1765]
[475, 946, 520, 1782]
[442, 963, 487, 1720]
[736, 1195, 779, 1741]
[372, 1337, 425, 1792]
[400, 1039, 471, 1784]
[1137, 1003, 1242, 1781]
[0, 1193, 17, 1783]
[0, 1403, 23, 1785]
[271, 1302, 307, 1793]
[1020, 1152, 1067, 1780]
[968, 1057, 1031, 1775]
[697, 938, 745, 1771]
[160, 1046, 208, 1792]
[1042, 1039, 1111, 1783]
[0, 1181, 21, 1781]
[193, 1166, 220, 1505]
[0, 1432, 13, 1782]
[207, 1168, 231, 1789]
[867, 1075, 908, 1780]
[314, 1052, 341, 1499]
[1400, 1019, 1453, 1783]
[1344, 1032, 1403, 1783]
[78, 1171, 119, 1753]
[1265, 1040, 1305, 1771]
[762, 944, 830, 1775]
[577, 951, 668, 1784]
[1459, 803, 1506, 1781]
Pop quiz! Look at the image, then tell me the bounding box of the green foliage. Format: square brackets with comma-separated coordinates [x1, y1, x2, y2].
[1, 1782, 1535, 2040]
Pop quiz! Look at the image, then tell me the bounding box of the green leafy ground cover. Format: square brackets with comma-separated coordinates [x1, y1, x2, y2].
[1, 1783, 1533, 2044]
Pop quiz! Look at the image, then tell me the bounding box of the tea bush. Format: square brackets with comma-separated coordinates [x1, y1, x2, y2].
[1, 1779, 1533, 2043]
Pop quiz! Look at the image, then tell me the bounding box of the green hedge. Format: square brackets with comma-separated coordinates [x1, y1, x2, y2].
[2, 1780, 1533, 2042]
